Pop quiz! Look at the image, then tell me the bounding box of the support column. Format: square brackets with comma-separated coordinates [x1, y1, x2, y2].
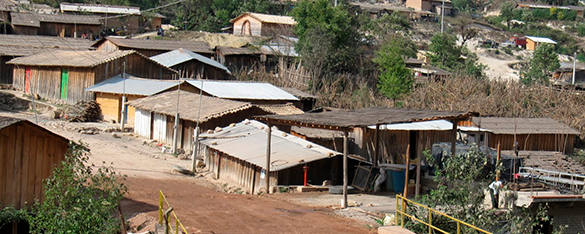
[342, 130, 348, 208]
[451, 120, 458, 156]
[265, 123, 272, 194]
[374, 124, 380, 166]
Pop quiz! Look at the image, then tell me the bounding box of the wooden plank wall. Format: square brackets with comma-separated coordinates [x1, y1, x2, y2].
[261, 23, 294, 37]
[0, 122, 68, 209]
[0, 56, 14, 84]
[12, 26, 38, 35]
[126, 53, 177, 80]
[489, 133, 576, 155]
[38, 23, 99, 39]
[172, 61, 230, 80]
[66, 67, 96, 103]
[232, 17, 262, 36]
[222, 55, 261, 73]
[13, 66, 62, 100]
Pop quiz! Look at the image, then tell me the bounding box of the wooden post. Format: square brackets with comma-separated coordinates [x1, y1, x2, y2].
[451, 120, 458, 156]
[374, 124, 380, 166]
[265, 123, 272, 194]
[403, 144, 410, 198]
[416, 142, 421, 197]
[342, 130, 348, 208]
[496, 142, 501, 181]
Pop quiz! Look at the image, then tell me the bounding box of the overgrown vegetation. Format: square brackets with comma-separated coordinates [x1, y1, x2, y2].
[373, 35, 416, 103]
[428, 33, 485, 78]
[28, 142, 127, 233]
[524, 43, 560, 85]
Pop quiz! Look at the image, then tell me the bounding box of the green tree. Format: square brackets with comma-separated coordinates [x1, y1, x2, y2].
[524, 43, 559, 85]
[428, 33, 462, 70]
[172, 0, 272, 31]
[28, 142, 127, 234]
[373, 36, 417, 102]
[500, 2, 516, 26]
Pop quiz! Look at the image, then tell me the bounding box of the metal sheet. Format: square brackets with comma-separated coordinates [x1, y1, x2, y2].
[150, 48, 230, 74]
[199, 120, 340, 171]
[185, 80, 299, 101]
[85, 75, 180, 96]
[367, 120, 492, 132]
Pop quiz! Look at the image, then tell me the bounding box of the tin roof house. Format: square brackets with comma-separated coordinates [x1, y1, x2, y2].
[150, 48, 231, 80]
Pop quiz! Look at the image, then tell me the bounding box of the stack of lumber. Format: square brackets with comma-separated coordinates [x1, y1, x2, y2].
[66, 100, 102, 122]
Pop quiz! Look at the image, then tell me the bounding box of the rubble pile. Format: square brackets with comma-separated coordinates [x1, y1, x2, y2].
[64, 100, 102, 122]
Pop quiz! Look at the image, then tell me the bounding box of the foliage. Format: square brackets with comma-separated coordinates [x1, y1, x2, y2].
[373, 35, 416, 102]
[577, 24, 585, 36]
[28, 142, 128, 234]
[523, 43, 559, 85]
[428, 33, 485, 78]
[32, 0, 159, 9]
[500, 2, 516, 25]
[452, 0, 478, 13]
[172, 0, 273, 31]
[0, 207, 27, 229]
[571, 149, 585, 165]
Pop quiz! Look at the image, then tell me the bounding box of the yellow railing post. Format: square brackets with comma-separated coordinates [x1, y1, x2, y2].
[401, 196, 405, 228]
[159, 190, 163, 225]
[176, 219, 179, 234]
[428, 210, 432, 234]
[395, 194, 399, 226]
[457, 222, 461, 234]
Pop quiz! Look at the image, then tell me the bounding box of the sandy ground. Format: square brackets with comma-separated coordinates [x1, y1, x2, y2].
[477, 54, 520, 82]
[0, 98, 380, 233]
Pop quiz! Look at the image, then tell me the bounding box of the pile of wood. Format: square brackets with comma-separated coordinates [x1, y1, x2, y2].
[65, 100, 102, 122]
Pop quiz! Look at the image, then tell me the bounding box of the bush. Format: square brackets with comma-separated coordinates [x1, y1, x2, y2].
[578, 24, 585, 36]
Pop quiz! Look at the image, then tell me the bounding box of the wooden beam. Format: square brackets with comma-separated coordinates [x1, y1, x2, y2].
[403, 144, 410, 198]
[342, 130, 348, 208]
[415, 138, 421, 197]
[451, 120, 458, 157]
[374, 124, 380, 166]
[265, 122, 272, 194]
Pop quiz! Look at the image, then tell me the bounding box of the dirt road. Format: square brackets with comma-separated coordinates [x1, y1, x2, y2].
[0, 109, 374, 234]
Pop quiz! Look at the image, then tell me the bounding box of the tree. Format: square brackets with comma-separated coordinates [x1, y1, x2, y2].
[500, 2, 516, 26]
[373, 36, 417, 103]
[28, 142, 127, 234]
[172, 0, 272, 31]
[428, 33, 462, 70]
[523, 43, 559, 85]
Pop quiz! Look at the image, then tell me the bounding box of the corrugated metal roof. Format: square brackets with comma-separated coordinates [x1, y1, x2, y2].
[60, 3, 141, 14]
[85, 75, 180, 96]
[230, 12, 296, 25]
[367, 120, 491, 132]
[199, 120, 340, 171]
[471, 117, 579, 135]
[279, 87, 316, 99]
[525, 36, 557, 44]
[260, 45, 298, 57]
[185, 80, 299, 101]
[11, 12, 101, 26]
[150, 48, 230, 74]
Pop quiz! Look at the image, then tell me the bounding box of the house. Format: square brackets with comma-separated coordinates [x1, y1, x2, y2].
[92, 36, 214, 57]
[184, 80, 300, 106]
[8, 50, 178, 104]
[525, 36, 557, 51]
[279, 87, 316, 111]
[10, 12, 101, 38]
[199, 120, 342, 194]
[405, 0, 452, 16]
[0, 0, 13, 29]
[552, 62, 585, 89]
[85, 75, 197, 124]
[0, 34, 93, 84]
[128, 90, 269, 153]
[0, 116, 69, 209]
[413, 65, 452, 82]
[59, 3, 164, 34]
[516, 2, 585, 18]
[215, 46, 264, 72]
[230, 12, 296, 37]
[150, 48, 231, 80]
[461, 117, 579, 154]
[349, 2, 432, 20]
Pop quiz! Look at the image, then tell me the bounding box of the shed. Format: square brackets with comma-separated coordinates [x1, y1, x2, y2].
[92, 36, 214, 57]
[215, 46, 264, 72]
[279, 87, 316, 111]
[0, 116, 69, 210]
[0, 34, 93, 84]
[128, 90, 269, 153]
[184, 80, 299, 105]
[405, 0, 452, 15]
[85, 75, 196, 124]
[11, 12, 101, 38]
[230, 12, 296, 37]
[150, 48, 231, 80]
[466, 117, 579, 154]
[551, 62, 585, 89]
[525, 36, 557, 51]
[200, 120, 341, 193]
[8, 50, 178, 104]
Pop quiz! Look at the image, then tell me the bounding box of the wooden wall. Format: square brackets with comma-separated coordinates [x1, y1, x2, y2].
[12, 25, 38, 35]
[96, 40, 119, 52]
[218, 54, 262, 73]
[260, 23, 294, 37]
[13, 66, 67, 101]
[0, 121, 68, 209]
[39, 22, 99, 39]
[488, 133, 576, 155]
[232, 16, 262, 36]
[172, 60, 230, 80]
[96, 93, 143, 124]
[0, 56, 13, 84]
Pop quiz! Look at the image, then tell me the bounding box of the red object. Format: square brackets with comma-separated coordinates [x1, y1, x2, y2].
[303, 166, 309, 186]
[511, 37, 527, 46]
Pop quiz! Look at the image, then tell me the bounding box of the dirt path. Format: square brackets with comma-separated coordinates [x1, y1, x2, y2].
[0, 107, 375, 234]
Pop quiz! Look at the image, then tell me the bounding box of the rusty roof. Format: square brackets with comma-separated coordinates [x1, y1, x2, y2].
[11, 12, 101, 27]
[256, 107, 476, 130]
[93, 37, 214, 54]
[471, 117, 579, 135]
[128, 90, 253, 123]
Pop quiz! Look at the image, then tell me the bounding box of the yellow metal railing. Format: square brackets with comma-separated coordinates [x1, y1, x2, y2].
[159, 190, 189, 234]
[395, 194, 491, 234]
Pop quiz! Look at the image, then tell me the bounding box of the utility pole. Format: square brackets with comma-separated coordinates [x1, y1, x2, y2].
[173, 79, 181, 154]
[441, 0, 445, 33]
[191, 80, 205, 173]
[120, 62, 126, 130]
[572, 52, 577, 85]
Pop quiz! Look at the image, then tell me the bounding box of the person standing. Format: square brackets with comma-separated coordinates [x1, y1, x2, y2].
[488, 180, 503, 209]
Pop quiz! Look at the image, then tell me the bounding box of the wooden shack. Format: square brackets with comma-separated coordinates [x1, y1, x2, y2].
[199, 120, 342, 194]
[230, 12, 296, 37]
[525, 36, 557, 51]
[129, 90, 269, 153]
[85, 75, 198, 124]
[0, 116, 69, 209]
[11, 12, 101, 38]
[279, 87, 316, 111]
[462, 117, 579, 154]
[215, 46, 264, 72]
[150, 48, 232, 80]
[8, 50, 178, 104]
[0, 34, 93, 84]
[92, 36, 214, 57]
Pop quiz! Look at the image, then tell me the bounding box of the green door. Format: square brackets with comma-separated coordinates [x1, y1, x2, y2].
[61, 68, 68, 100]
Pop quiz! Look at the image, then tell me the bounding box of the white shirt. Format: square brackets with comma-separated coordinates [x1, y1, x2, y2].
[489, 181, 503, 195]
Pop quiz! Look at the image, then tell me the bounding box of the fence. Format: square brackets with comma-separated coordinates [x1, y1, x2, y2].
[159, 190, 189, 234]
[519, 167, 585, 193]
[395, 194, 491, 234]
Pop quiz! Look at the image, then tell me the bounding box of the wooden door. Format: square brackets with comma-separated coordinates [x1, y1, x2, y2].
[25, 67, 31, 93]
[60, 68, 68, 100]
[242, 20, 251, 35]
